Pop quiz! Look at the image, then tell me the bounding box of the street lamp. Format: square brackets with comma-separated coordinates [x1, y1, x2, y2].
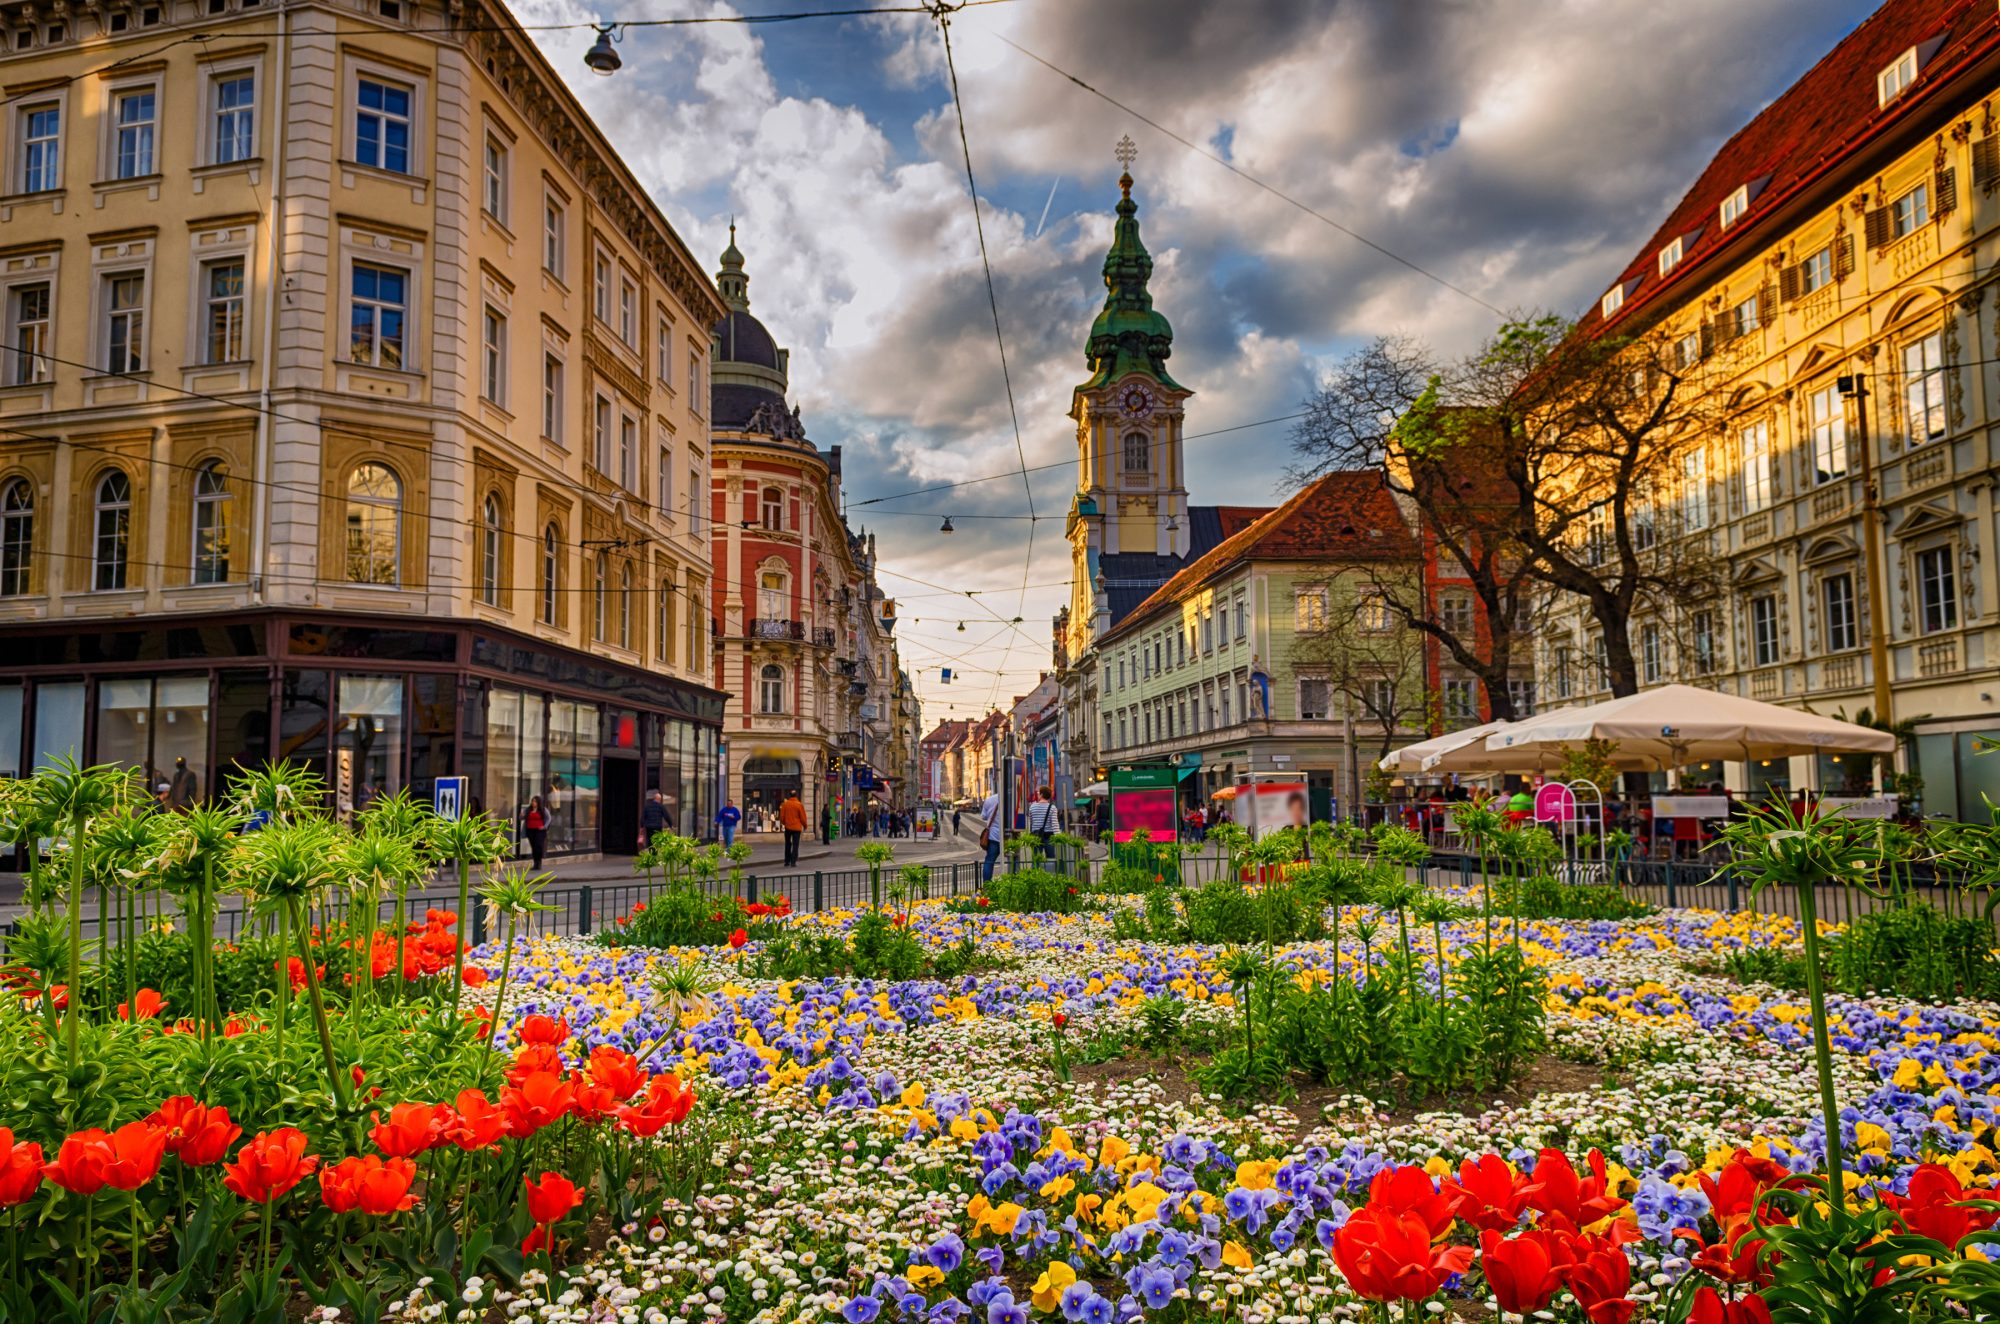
[584, 25, 623, 76]
[939, 516, 955, 533]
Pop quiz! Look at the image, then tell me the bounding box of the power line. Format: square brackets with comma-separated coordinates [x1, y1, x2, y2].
[992, 35, 1507, 320]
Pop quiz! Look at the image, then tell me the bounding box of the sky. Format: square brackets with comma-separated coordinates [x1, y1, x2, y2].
[516, 0, 1883, 726]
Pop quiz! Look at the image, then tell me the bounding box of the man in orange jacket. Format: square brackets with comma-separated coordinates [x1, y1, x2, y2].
[778, 790, 810, 867]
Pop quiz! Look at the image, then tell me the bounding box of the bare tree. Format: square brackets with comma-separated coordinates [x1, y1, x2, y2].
[1292, 316, 1720, 704]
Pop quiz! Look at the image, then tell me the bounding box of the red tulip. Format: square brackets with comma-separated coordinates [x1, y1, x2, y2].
[1445, 1155, 1532, 1232]
[445, 1089, 508, 1150]
[0, 1128, 45, 1206]
[44, 1122, 167, 1194]
[585, 1046, 647, 1102]
[1332, 1205, 1475, 1302]
[1883, 1163, 1998, 1248]
[221, 1128, 318, 1204]
[507, 1043, 566, 1083]
[1051, 1012, 1068, 1030]
[728, 928, 748, 949]
[1520, 1149, 1628, 1232]
[617, 1073, 695, 1137]
[462, 966, 488, 987]
[369, 1102, 451, 1158]
[1562, 1244, 1636, 1324]
[521, 1224, 550, 1256]
[116, 988, 168, 1020]
[1689, 1287, 1775, 1324]
[1479, 1229, 1563, 1315]
[1362, 1163, 1457, 1239]
[319, 1154, 419, 1215]
[516, 1014, 570, 1047]
[147, 1097, 241, 1167]
[523, 1171, 583, 1227]
[501, 1071, 576, 1138]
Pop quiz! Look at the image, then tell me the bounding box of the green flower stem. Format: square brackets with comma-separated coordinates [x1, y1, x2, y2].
[286, 896, 353, 1119]
[1795, 877, 1848, 1234]
[451, 853, 473, 1014]
[63, 809, 85, 1068]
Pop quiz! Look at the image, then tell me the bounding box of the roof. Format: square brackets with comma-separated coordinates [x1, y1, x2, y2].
[1585, 0, 2000, 337]
[1096, 502, 1271, 629]
[714, 308, 780, 370]
[1079, 171, 1184, 394]
[1104, 471, 1418, 640]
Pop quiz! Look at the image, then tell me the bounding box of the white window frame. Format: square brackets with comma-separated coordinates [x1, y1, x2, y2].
[618, 411, 637, 491]
[542, 189, 566, 279]
[593, 393, 613, 475]
[1600, 284, 1624, 319]
[16, 95, 65, 194]
[191, 460, 230, 585]
[1808, 384, 1847, 486]
[204, 65, 258, 167]
[482, 132, 508, 224]
[107, 83, 159, 180]
[1674, 330, 1700, 369]
[593, 249, 612, 324]
[656, 311, 673, 386]
[1903, 332, 1946, 444]
[1294, 585, 1328, 632]
[5, 278, 53, 386]
[1891, 183, 1929, 239]
[656, 442, 673, 520]
[92, 468, 132, 591]
[480, 304, 507, 407]
[479, 492, 502, 606]
[541, 351, 563, 443]
[1732, 294, 1760, 337]
[1719, 184, 1748, 230]
[1915, 545, 1957, 634]
[688, 349, 703, 414]
[539, 524, 560, 625]
[1681, 446, 1709, 531]
[346, 259, 411, 370]
[1749, 594, 1779, 668]
[349, 69, 418, 176]
[1823, 573, 1857, 652]
[1656, 236, 1683, 277]
[1740, 420, 1773, 514]
[100, 270, 148, 374]
[758, 663, 786, 715]
[1691, 610, 1717, 675]
[1799, 246, 1833, 295]
[1878, 47, 1918, 105]
[618, 275, 637, 346]
[200, 257, 247, 364]
[343, 462, 402, 587]
[688, 465, 702, 534]
[1640, 624, 1661, 685]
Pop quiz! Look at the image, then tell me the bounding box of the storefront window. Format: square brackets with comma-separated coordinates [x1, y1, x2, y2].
[0, 683, 21, 778]
[155, 676, 209, 806]
[337, 673, 404, 819]
[487, 687, 522, 841]
[522, 692, 547, 845]
[279, 670, 329, 785]
[547, 698, 598, 853]
[215, 669, 271, 786]
[96, 678, 152, 780]
[33, 680, 84, 772]
[409, 673, 456, 809]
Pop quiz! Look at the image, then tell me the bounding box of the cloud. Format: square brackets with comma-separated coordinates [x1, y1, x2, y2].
[528, 0, 1877, 715]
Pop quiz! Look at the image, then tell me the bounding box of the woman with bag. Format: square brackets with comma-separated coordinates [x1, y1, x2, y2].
[522, 794, 550, 869]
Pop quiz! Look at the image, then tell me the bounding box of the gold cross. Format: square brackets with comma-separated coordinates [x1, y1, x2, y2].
[1115, 135, 1137, 170]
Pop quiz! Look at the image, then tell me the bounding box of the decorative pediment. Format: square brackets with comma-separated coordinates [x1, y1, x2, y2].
[1801, 533, 1859, 564]
[1796, 342, 1843, 376]
[1883, 286, 1947, 328]
[1893, 499, 1961, 537]
[1733, 555, 1782, 586]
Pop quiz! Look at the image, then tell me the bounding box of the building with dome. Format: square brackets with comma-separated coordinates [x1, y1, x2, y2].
[704, 235, 914, 833]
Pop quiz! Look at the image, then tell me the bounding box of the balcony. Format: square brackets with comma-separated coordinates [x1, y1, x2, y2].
[1810, 485, 1849, 523]
[1917, 637, 1960, 678]
[836, 730, 863, 753]
[1742, 513, 1772, 546]
[812, 627, 837, 648]
[746, 618, 804, 641]
[1749, 668, 1781, 700]
[1907, 446, 1949, 491]
[1821, 654, 1860, 690]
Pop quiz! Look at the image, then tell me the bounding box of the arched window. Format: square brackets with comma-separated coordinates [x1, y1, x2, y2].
[0, 478, 33, 598]
[479, 494, 502, 605]
[760, 486, 784, 530]
[618, 562, 633, 649]
[758, 663, 785, 714]
[93, 469, 132, 591]
[191, 461, 230, 584]
[540, 524, 559, 625]
[343, 462, 401, 585]
[1122, 431, 1149, 472]
[592, 551, 608, 640]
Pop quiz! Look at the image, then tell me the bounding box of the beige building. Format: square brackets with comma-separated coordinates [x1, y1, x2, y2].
[0, 0, 727, 853]
[1542, 0, 2000, 817]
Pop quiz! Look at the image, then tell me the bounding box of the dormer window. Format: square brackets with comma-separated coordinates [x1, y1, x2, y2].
[1879, 47, 1918, 105]
[1601, 285, 1625, 319]
[1719, 185, 1748, 229]
[1657, 237, 1684, 277]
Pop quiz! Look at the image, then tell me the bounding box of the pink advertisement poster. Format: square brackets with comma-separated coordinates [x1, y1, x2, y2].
[1111, 788, 1178, 843]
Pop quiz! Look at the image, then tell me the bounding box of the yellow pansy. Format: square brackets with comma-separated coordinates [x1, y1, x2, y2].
[1221, 1241, 1253, 1269]
[905, 1265, 945, 1289]
[1030, 1262, 1077, 1312]
[1234, 1159, 1278, 1191]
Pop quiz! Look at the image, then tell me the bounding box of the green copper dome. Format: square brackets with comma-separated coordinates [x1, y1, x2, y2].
[1081, 171, 1183, 392]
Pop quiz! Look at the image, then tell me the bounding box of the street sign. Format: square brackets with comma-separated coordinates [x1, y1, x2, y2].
[434, 775, 469, 821]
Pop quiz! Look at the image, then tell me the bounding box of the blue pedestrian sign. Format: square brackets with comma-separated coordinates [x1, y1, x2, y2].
[434, 776, 469, 821]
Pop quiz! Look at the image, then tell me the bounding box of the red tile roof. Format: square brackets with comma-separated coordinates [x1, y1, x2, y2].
[1105, 471, 1417, 639]
[1585, 0, 2000, 336]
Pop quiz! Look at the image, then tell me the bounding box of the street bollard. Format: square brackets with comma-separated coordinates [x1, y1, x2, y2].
[747, 874, 759, 906]
[579, 884, 594, 936]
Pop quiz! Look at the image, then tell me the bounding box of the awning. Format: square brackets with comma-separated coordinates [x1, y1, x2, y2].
[1210, 786, 1239, 800]
[1079, 781, 1109, 799]
[1484, 684, 1896, 769]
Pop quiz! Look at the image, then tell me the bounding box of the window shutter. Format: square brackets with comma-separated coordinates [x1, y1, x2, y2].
[1935, 165, 1958, 215]
[1864, 205, 1892, 249]
[1834, 234, 1856, 280]
[1757, 283, 1776, 324]
[1700, 321, 1719, 355]
[1975, 135, 2000, 194]
[1778, 264, 1802, 303]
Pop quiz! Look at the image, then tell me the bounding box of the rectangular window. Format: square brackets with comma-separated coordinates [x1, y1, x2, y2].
[619, 414, 637, 490]
[1681, 447, 1709, 530]
[541, 353, 562, 441]
[1200, 606, 1212, 653]
[1438, 592, 1474, 636]
[1584, 505, 1608, 566]
[1234, 595, 1246, 640]
[1657, 237, 1683, 277]
[482, 135, 507, 221]
[1799, 246, 1833, 295]
[688, 467, 702, 535]
[657, 315, 673, 384]
[1592, 635, 1609, 689]
[349, 263, 406, 368]
[619, 277, 636, 345]
[1732, 294, 1760, 337]
[1750, 595, 1779, 667]
[354, 78, 412, 174]
[1601, 286, 1624, 319]
[211, 73, 254, 165]
[1640, 625, 1661, 685]
[1823, 574, 1857, 652]
[1891, 183, 1929, 238]
[1674, 330, 1700, 369]
[1719, 185, 1748, 229]
[1903, 333, 1946, 443]
[1879, 47, 1917, 105]
[21, 102, 60, 192]
[1740, 421, 1772, 514]
[657, 445, 672, 517]
[113, 88, 156, 178]
[1219, 685, 1231, 727]
[480, 306, 505, 405]
[542, 198, 564, 276]
[1808, 384, 1846, 485]
[1443, 678, 1477, 723]
[203, 260, 245, 363]
[593, 395, 612, 474]
[593, 252, 611, 322]
[104, 273, 145, 373]
[1507, 678, 1535, 717]
[1692, 610, 1717, 675]
[7, 282, 50, 385]
[688, 350, 703, 412]
[1296, 677, 1329, 720]
[1366, 677, 1397, 720]
[1355, 591, 1391, 633]
[1554, 645, 1574, 699]
[1916, 546, 1957, 633]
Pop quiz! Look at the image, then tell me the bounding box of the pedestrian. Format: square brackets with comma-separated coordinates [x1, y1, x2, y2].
[522, 795, 549, 869]
[779, 789, 808, 868]
[151, 781, 173, 815]
[168, 756, 198, 810]
[716, 798, 742, 848]
[978, 787, 1002, 883]
[640, 789, 668, 848]
[952, 808, 963, 837]
[1026, 785, 1058, 860]
[822, 801, 835, 845]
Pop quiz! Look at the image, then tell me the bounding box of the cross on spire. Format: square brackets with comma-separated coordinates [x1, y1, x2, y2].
[1115, 135, 1137, 169]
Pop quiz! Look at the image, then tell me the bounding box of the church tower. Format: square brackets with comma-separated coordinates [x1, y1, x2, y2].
[1065, 140, 1193, 657]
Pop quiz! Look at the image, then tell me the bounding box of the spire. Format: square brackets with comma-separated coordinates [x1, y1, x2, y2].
[716, 221, 749, 311]
[1082, 137, 1181, 392]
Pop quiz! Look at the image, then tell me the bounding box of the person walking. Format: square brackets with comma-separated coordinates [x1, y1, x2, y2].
[778, 790, 808, 867]
[1026, 786, 1058, 861]
[715, 798, 742, 848]
[521, 795, 550, 869]
[978, 788, 1003, 883]
[640, 789, 668, 848]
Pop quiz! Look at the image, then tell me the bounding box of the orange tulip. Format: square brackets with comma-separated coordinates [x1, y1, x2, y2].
[515, 1014, 569, 1047]
[444, 1089, 508, 1151]
[500, 1071, 576, 1138]
[617, 1073, 695, 1138]
[319, 1154, 418, 1215]
[147, 1097, 242, 1167]
[44, 1122, 166, 1195]
[221, 1128, 319, 1204]
[523, 1171, 582, 1227]
[116, 988, 168, 1020]
[368, 1102, 450, 1158]
[585, 1046, 647, 1102]
[0, 1128, 45, 1206]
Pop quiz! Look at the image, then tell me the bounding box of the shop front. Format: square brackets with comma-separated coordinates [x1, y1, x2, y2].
[0, 611, 725, 858]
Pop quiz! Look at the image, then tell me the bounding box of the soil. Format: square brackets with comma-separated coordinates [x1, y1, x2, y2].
[1068, 1051, 1607, 1140]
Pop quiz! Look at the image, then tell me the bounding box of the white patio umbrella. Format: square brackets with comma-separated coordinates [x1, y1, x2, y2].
[1376, 719, 1514, 774]
[1482, 683, 1896, 768]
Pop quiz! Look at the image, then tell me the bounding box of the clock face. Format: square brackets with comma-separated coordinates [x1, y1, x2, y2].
[1119, 385, 1154, 419]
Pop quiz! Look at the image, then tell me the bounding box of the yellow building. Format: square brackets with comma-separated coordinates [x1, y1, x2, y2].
[0, 0, 726, 853]
[1544, 0, 2000, 816]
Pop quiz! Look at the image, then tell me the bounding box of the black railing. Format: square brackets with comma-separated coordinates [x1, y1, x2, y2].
[746, 618, 804, 641]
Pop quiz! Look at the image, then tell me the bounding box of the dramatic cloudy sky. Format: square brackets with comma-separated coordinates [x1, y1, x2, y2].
[518, 0, 1879, 724]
